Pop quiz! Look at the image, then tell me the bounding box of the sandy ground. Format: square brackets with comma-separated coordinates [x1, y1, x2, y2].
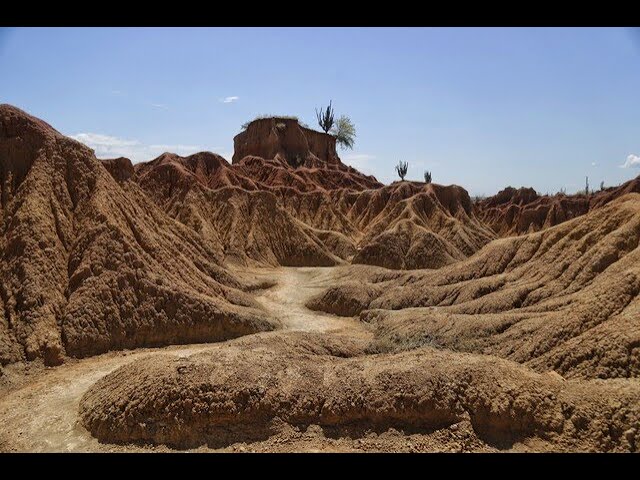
[0, 267, 396, 453]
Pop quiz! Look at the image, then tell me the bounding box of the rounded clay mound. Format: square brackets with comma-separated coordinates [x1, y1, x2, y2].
[79, 331, 640, 451]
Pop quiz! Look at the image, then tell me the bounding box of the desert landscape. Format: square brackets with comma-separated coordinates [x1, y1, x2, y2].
[0, 102, 639, 453]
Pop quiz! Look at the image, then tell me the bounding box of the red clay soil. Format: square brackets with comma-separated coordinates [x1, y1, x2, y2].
[3, 104, 640, 453]
[589, 176, 640, 210]
[476, 179, 640, 236]
[101, 157, 135, 182]
[124, 118, 495, 269]
[0, 104, 277, 367]
[133, 161, 495, 269]
[80, 331, 640, 452]
[234, 117, 340, 169]
[475, 187, 590, 236]
[3, 102, 635, 374]
[308, 193, 640, 381]
[231, 117, 381, 191]
[0, 105, 495, 368]
[135, 117, 381, 195]
[130, 155, 494, 269]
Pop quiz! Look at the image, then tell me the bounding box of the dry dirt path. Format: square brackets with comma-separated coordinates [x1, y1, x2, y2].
[0, 267, 368, 453]
[241, 266, 367, 336]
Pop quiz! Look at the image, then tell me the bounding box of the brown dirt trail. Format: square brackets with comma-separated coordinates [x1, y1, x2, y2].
[0, 267, 366, 452]
[245, 267, 369, 336]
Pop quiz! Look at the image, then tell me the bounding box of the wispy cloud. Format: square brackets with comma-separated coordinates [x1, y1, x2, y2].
[110, 90, 123, 96]
[620, 154, 640, 168]
[150, 103, 169, 110]
[591, 161, 598, 166]
[71, 133, 138, 149]
[221, 96, 239, 104]
[70, 133, 207, 163]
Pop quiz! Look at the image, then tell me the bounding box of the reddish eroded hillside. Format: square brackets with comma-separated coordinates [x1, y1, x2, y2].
[476, 178, 640, 236]
[4, 104, 640, 453]
[129, 153, 347, 267]
[590, 176, 640, 210]
[0, 104, 277, 366]
[134, 152, 259, 199]
[131, 149, 495, 269]
[475, 187, 590, 236]
[128, 118, 381, 203]
[132, 116, 382, 194]
[277, 181, 494, 270]
[309, 193, 640, 380]
[348, 182, 495, 269]
[122, 117, 494, 270]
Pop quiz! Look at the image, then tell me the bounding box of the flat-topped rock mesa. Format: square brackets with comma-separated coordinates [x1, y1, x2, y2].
[232, 117, 343, 168]
[231, 117, 382, 191]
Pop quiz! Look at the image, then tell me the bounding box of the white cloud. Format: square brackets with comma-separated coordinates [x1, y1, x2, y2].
[621, 154, 640, 168]
[591, 161, 597, 166]
[71, 133, 138, 149]
[70, 132, 206, 163]
[221, 96, 239, 104]
[150, 103, 168, 110]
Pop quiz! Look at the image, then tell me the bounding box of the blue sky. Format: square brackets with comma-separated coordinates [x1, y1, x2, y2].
[1, 27, 640, 195]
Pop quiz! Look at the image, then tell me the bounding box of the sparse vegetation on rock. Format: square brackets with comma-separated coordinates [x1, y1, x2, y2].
[241, 115, 299, 131]
[331, 115, 356, 150]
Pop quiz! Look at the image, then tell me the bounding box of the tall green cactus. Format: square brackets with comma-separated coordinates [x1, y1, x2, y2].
[396, 161, 408, 181]
[315, 101, 335, 133]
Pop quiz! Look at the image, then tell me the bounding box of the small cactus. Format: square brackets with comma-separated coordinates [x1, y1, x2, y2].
[424, 170, 432, 184]
[396, 161, 408, 181]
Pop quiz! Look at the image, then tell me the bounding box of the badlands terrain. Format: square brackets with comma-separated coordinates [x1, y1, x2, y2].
[0, 104, 639, 452]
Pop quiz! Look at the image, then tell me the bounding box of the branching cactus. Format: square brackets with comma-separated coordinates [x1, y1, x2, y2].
[396, 161, 408, 181]
[315, 101, 335, 133]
